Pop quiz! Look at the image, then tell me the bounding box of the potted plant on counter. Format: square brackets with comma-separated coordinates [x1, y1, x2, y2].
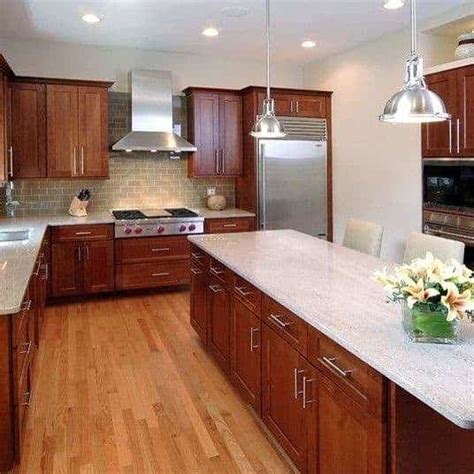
[374, 253, 474, 344]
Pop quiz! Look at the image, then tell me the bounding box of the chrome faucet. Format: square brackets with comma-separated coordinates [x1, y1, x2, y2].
[4, 181, 20, 217]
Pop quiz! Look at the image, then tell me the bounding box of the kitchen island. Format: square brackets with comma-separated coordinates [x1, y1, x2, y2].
[188, 229, 474, 473]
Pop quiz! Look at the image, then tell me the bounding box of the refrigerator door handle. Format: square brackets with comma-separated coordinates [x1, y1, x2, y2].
[260, 142, 266, 230]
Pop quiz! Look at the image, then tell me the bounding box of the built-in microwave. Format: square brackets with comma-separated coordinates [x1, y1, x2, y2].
[423, 160, 474, 211]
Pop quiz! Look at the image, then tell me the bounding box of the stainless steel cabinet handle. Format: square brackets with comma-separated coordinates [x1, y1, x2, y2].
[21, 391, 31, 407]
[296, 101, 300, 114]
[41, 263, 49, 281]
[268, 313, 292, 329]
[302, 376, 315, 408]
[8, 146, 13, 177]
[152, 272, 170, 277]
[21, 299, 32, 312]
[235, 286, 253, 297]
[191, 252, 203, 259]
[77, 246, 82, 261]
[457, 118, 460, 154]
[290, 100, 294, 113]
[221, 149, 225, 174]
[209, 284, 224, 293]
[190, 267, 203, 275]
[81, 145, 85, 175]
[72, 147, 77, 176]
[250, 327, 260, 352]
[84, 244, 90, 260]
[294, 368, 304, 399]
[448, 119, 452, 154]
[223, 223, 238, 228]
[75, 231, 92, 236]
[319, 356, 354, 378]
[215, 149, 220, 174]
[210, 267, 225, 275]
[19, 341, 32, 355]
[151, 247, 170, 252]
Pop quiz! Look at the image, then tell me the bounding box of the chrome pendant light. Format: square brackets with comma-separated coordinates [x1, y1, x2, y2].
[379, 0, 450, 124]
[251, 0, 286, 138]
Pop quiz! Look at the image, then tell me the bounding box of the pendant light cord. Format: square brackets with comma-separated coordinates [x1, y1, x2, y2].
[266, 0, 271, 101]
[410, 0, 417, 57]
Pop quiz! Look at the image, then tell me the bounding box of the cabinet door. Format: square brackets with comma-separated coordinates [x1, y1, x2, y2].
[46, 84, 79, 178]
[9, 82, 46, 178]
[308, 372, 386, 474]
[458, 65, 474, 157]
[189, 93, 220, 177]
[230, 298, 261, 411]
[270, 92, 294, 116]
[0, 72, 8, 181]
[207, 276, 231, 373]
[51, 242, 83, 297]
[190, 264, 208, 344]
[83, 240, 114, 294]
[422, 71, 458, 158]
[78, 86, 109, 177]
[262, 324, 311, 471]
[294, 94, 327, 118]
[219, 93, 243, 176]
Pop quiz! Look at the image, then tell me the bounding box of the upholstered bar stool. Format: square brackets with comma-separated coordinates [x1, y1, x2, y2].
[342, 218, 384, 257]
[403, 232, 465, 264]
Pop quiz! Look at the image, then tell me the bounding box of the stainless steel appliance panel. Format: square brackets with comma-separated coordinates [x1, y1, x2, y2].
[259, 139, 327, 237]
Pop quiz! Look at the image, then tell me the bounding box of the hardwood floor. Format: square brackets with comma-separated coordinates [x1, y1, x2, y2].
[13, 289, 295, 473]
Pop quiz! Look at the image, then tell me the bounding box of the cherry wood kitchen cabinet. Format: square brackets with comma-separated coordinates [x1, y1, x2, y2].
[190, 261, 208, 345]
[9, 82, 47, 178]
[0, 55, 13, 181]
[204, 216, 255, 234]
[422, 64, 474, 158]
[50, 224, 114, 298]
[184, 87, 243, 178]
[47, 82, 110, 178]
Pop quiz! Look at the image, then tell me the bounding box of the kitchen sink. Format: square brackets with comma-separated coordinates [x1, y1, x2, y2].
[0, 229, 31, 242]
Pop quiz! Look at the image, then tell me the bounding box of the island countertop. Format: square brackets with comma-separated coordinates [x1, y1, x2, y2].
[188, 229, 474, 430]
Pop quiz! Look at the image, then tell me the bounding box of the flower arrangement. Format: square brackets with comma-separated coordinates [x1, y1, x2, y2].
[373, 252, 474, 343]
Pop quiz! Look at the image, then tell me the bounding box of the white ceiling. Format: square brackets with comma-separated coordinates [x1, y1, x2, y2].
[0, 0, 468, 64]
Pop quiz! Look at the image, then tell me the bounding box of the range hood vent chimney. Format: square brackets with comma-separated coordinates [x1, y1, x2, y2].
[112, 69, 197, 153]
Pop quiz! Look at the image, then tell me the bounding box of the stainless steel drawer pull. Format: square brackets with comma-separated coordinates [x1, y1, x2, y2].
[268, 313, 292, 329]
[293, 368, 304, 399]
[235, 286, 253, 297]
[8, 146, 13, 177]
[19, 341, 32, 355]
[209, 284, 224, 293]
[21, 391, 31, 407]
[223, 223, 238, 228]
[319, 356, 354, 378]
[191, 252, 203, 259]
[151, 248, 170, 252]
[21, 300, 32, 312]
[302, 376, 315, 408]
[75, 231, 92, 236]
[191, 267, 203, 275]
[250, 327, 260, 352]
[152, 272, 170, 277]
[41, 263, 49, 281]
[210, 267, 225, 275]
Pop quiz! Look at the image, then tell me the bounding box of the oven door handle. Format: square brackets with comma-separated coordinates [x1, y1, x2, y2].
[425, 226, 474, 244]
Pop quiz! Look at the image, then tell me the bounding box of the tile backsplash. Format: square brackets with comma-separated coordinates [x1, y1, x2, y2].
[1, 92, 235, 213]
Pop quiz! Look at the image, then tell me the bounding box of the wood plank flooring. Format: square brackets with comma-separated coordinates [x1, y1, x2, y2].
[13, 289, 295, 473]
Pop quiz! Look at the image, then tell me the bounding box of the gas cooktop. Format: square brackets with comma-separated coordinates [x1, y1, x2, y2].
[112, 208, 200, 220]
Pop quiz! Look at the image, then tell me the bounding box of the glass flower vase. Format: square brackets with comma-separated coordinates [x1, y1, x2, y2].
[402, 302, 458, 344]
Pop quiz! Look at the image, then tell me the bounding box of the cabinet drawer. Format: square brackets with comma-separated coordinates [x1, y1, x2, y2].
[12, 300, 31, 349]
[115, 261, 190, 290]
[209, 257, 232, 287]
[115, 236, 190, 264]
[51, 224, 113, 242]
[191, 245, 209, 269]
[262, 296, 308, 356]
[308, 328, 386, 419]
[205, 217, 254, 234]
[233, 275, 262, 317]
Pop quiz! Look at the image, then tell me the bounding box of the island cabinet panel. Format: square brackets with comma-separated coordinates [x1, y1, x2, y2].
[190, 262, 208, 345]
[207, 275, 231, 373]
[9, 82, 47, 178]
[262, 323, 316, 472]
[230, 298, 261, 412]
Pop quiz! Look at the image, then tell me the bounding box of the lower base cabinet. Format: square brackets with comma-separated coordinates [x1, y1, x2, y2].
[190, 263, 208, 344]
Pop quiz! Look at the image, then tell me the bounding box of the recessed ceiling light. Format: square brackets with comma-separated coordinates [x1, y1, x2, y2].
[81, 13, 102, 24]
[202, 26, 219, 37]
[382, 0, 405, 10]
[301, 40, 317, 49]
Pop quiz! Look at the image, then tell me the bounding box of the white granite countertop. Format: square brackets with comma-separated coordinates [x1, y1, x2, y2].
[193, 208, 256, 219]
[0, 212, 114, 316]
[188, 229, 474, 429]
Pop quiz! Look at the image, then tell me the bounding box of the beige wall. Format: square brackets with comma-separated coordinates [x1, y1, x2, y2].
[0, 37, 303, 92]
[303, 29, 458, 261]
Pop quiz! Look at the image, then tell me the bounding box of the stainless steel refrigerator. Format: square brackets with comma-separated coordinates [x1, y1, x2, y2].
[258, 117, 328, 238]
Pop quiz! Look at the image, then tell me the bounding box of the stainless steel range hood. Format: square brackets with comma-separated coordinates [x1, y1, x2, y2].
[112, 69, 197, 153]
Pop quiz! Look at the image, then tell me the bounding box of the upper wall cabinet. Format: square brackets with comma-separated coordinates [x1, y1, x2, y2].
[422, 65, 474, 158]
[0, 56, 13, 181]
[184, 88, 243, 178]
[47, 84, 110, 178]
